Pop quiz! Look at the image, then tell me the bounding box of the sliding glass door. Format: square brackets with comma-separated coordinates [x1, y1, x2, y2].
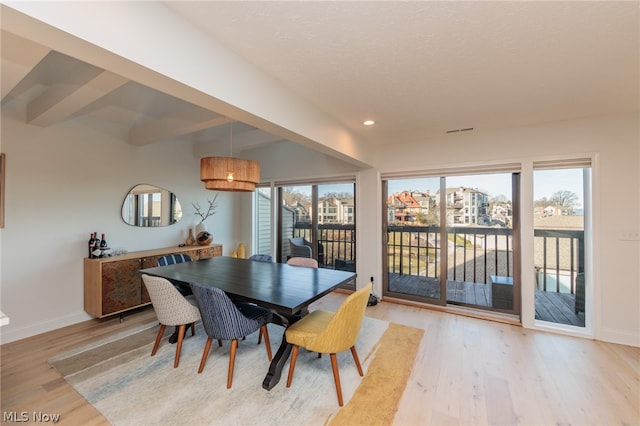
[383, 173, 519, 315]
[317, 183, 356, 273]
[256, 181, 356, 285]
[279, 184, 313, 263]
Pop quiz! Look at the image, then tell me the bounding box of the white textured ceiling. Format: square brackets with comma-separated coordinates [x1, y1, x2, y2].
[1, 1, 638, 156]
[165, 1, 639, 145]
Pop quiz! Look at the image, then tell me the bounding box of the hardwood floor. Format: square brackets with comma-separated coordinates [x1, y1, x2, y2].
[2, 295, 638, 425]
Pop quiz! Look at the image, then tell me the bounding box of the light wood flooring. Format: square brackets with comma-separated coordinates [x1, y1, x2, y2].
[1, 293, 638, 425]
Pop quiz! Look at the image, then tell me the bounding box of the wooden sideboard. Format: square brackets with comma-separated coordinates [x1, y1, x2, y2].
[84, 244, 222, 318]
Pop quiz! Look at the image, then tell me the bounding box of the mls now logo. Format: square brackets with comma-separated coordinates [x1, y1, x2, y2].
[3, 412, 60, 423]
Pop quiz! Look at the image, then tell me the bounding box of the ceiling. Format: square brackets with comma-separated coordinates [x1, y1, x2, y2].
[1, 1, 638, 161]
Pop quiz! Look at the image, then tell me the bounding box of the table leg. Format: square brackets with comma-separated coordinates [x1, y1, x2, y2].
[262, 311, 300, 391]
[262, 335, 292, 390]
[168, 326, 179, 344]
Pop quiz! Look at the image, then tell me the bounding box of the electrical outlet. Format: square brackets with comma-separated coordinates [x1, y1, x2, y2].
[619, 231, 640, 241]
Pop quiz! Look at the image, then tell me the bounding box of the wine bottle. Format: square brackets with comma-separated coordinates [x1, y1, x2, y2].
[99, 233, 109, 257]
[88, 233, 95, 258]
[91, 231, 102, 258]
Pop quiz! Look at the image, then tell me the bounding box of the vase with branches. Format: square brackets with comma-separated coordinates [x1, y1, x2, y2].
[193, 194, 218, 234]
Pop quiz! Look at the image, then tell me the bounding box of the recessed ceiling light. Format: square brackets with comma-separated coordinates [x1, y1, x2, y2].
[363, 120, 375, 126]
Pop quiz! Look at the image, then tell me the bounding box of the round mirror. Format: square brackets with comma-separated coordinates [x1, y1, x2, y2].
[121, 184, 182, 227]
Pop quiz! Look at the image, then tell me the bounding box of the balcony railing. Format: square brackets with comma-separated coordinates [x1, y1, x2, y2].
[292, 222, 584, 296]
[534, 228, 584, 294]
[292, 223, 355, 269]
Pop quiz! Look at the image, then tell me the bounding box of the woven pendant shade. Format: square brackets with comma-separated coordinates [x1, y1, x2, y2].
[200, 157, 260, 192]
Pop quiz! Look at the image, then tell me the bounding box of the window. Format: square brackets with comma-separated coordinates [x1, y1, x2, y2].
[255, 187, 273, 257]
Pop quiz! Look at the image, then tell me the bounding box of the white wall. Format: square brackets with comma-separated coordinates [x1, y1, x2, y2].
[245, 141, 362, 182]
[0, 113, 244, 343]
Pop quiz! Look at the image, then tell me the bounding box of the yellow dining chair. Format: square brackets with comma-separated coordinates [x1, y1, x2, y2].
[285, 282, 372, 406]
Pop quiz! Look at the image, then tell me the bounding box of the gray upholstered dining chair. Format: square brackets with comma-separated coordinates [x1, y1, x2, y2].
[248, 254, 273, 263]
[157, 253, 193, 296]
[189, 282, 273, 388]
[141, 274, 201, 368]
[157, 253, 192, 266]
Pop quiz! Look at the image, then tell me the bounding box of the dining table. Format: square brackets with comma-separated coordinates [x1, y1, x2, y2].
[139, 255, 356, 390]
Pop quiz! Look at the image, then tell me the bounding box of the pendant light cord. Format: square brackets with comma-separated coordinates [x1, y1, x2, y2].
[229, 121, 233, 157]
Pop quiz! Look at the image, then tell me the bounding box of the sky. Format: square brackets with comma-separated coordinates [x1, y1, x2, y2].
[285, 169, 586, 207]
[387, 170, 585, 207]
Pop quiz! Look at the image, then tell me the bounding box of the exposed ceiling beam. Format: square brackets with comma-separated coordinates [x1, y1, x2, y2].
[27, 71, 128, 126]
[128, 108, 227, 146]
[0, 30, 50, 100]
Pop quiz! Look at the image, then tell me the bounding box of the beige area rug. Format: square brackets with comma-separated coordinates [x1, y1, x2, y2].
[49, 317, 423, 426]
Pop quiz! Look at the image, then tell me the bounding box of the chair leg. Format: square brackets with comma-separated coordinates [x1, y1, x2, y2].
[218, 339, 223, 347]
[190, 322, 196, 336]
[330, 353, 344, 406]
[261, 325, 273, 361]
[151, 324, 166, 356]
[258, 328, 262, 344]
[350, 346, 364, 376]
[198, 337, 213, 374]
[227, 339, 238, 389]
[286, 345, 300, 388]
[174, 324, 186, 368]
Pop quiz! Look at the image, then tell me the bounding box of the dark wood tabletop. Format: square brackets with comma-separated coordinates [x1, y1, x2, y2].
[139, 255, 356, 315]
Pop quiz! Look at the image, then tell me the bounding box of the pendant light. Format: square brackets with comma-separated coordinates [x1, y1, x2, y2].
[200, 121, 260, 192]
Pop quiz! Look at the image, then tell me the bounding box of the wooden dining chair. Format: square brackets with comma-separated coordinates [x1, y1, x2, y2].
[285, 282, 372, 406]
[189, 282, 273, 388]
[141, 274, 201, 368]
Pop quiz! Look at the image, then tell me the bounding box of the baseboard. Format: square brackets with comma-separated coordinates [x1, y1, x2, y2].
[599, 326, 640, 348]
[0, 311, 91, 345]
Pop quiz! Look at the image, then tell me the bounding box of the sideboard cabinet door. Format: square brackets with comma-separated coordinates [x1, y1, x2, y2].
[101, 258, 143, 315]
[195, 245, 223, 259]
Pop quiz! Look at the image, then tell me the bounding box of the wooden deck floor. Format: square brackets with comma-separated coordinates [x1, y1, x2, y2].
[387, 273, 585, 327]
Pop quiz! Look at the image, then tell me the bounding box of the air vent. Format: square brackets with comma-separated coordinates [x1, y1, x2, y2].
[446, 127, 474, 134]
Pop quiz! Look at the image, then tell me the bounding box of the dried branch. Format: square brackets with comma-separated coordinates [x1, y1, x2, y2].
[192, 194, 219, 224]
